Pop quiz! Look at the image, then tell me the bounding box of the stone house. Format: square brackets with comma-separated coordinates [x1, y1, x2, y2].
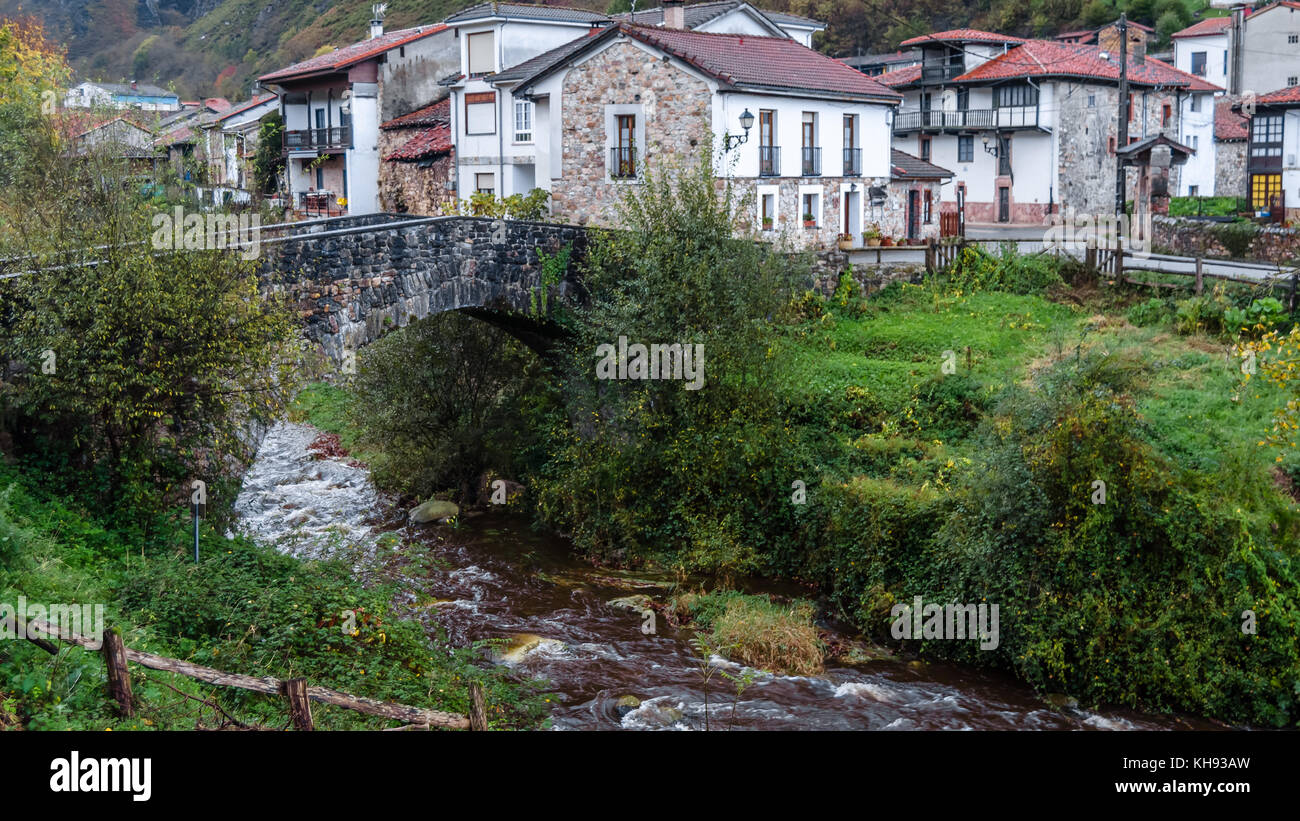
[1214, 95, 1248, 199]
[440, 1, 830, 206]
[498, 20, 899, 249]
[379, 98, 454, 214]
[879, 29, 1219, 225]
[884, 149, 953, 241]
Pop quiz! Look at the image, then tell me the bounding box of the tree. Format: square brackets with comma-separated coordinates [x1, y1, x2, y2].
[0, 115, 298, 522]
[252, 111, 285, 199]
[350, 312, 536, 503]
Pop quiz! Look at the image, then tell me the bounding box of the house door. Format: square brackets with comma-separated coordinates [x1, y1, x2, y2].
[907, 189, 920, 240]
[843, 189, 861, 239]
[997, 186, 1010, 223]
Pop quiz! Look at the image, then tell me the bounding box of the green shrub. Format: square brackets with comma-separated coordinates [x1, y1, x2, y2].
[1127, 297, 1174, 327]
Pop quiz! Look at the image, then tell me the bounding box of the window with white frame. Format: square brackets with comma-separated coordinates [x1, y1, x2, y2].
[758, 186, 778, 230]
[513, 99, 533, 143]
[475, 173, 495, 195]
[801, 191, 820, 227]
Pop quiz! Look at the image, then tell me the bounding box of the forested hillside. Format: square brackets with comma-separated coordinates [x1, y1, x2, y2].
[1, 0, 1215, 99]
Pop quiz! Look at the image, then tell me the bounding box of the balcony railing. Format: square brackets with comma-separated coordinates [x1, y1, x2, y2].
[919, 64, 964, 83]
[893, 107, 1040, 133]
[610, 145, 637, 179]
[759, 145, 780, 177]
[801, 146, 821, 176]
[284, 126, 353, 152]
[843, 148, 862, 176]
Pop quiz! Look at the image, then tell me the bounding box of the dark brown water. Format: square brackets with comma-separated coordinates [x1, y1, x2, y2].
[237, 421, 1218, 731]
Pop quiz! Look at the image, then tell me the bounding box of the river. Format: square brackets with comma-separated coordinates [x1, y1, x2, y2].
[232, 420, 1213, 731]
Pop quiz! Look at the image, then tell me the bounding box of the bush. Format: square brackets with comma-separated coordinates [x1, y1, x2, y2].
[1211, 221, 1260, 259]
[673, 591, 824, 676]
[1127, 297, 1175, 327]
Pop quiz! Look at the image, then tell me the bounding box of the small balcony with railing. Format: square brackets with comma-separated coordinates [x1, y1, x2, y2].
[610, 145, 638, 180]
[759, 145, 781, 177]
[919, 63, 965, 84]
[892, 106, 1040, 134]
[283, 125, 353, 152]
[801, 146, 821, 176]
[843, 148, 862, 176]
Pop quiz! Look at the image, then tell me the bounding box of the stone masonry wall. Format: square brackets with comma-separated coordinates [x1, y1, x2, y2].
[1215, 140, 1246, 200]
[378, 152, 454, 215]
[551, 40, 712, 225]
[259, 217, 586, 363]
[1152, 214, 1299, 263]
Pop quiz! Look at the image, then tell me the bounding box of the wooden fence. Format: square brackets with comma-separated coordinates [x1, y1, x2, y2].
[4, 614, 487, 731]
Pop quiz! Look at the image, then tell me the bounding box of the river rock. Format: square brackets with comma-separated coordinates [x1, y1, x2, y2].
[409, 499, 459, 523]
[1043, 693, 1079, 711]
[607, 594, 654, 612]
[615, 695, 641, 718]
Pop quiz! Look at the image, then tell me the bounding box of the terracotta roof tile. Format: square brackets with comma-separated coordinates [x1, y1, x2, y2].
[900, 29, 1024, 47]
[381, 97, 450, 130]
[1215, 96, 1249, 140]
[1256, 85, 1300, 105]
[891, 148, 953, 179]
[1170, 17, 1232, 38]
[955, 39, 1221, 92]
[260, 25, 447, 83]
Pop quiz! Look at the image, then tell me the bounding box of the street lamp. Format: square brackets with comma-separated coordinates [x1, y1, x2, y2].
[723, 108, 755, 151]
[982, 134, 999, 157]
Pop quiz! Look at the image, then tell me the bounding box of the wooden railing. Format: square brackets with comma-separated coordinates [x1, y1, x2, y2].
[5, 613, 486, 731]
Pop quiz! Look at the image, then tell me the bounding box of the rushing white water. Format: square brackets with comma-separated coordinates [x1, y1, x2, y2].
[230, 420, 379, 561]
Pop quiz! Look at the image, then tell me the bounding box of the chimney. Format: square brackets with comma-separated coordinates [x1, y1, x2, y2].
[370, 3, 388, 39]
[663, 0, 685, 30]
[1129, 29, 1146, 63]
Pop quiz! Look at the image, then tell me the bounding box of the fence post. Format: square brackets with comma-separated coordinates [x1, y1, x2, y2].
[281, 677, 314, 731]
[469, 682, 488, 731]
[1194, 257, 1204, 295]
[1115, 235, 1125, 280]
[102, 627, 133, 718]
[925, 238, 935, 273]
[1291, 272, 1298, 315]
[1085, 245, 1096, 271]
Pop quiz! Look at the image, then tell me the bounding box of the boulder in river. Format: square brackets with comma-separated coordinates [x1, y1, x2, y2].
[409, 499, 459, 524]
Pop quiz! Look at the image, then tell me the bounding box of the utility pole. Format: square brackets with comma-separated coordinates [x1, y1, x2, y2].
[1115, 13, 1129, 219]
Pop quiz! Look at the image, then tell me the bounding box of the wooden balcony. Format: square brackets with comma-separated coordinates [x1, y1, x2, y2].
[893, 107, 1040, 134]
[283, 126, 353, 152]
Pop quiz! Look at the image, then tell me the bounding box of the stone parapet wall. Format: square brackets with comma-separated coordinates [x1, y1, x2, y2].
[1152, 215, 1299, 264]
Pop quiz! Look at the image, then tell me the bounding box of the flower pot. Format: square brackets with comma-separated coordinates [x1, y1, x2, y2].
[866, 238, 881, 247]
[881, 237, 895, 247]
[838, 238, 854, 251]
[803, 220, 816, 228]
[762, 221, 773, 231]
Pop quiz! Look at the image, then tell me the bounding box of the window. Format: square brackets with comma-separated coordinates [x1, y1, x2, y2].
[1190, 94, 1202, 113]
[760, 191, 776, 228]
[919, 135, 931, 161]
[956, 87, 969, 111]
[513, 99, 533, 143]
[801, 112, 819, 175]
[1250, 173, 1282, 210]
[1251, 114, 1284, 155]
[1087, 94, 1096, 107]
[843, 114, 860, 175]
[1291, 77, 1300, 87]
[465, 91, 496, 135]
[923, 190, 932, 224]
[1188, 185, 1199, 197]
[993, 83, 1038, 108]
[759, 109, 778, 176]
[801, 192, 819, 226]
[1162, 102, 1172, 126]
[475, 173, 495, 195]
[315, 109, 326, 129]
[467, 31, 494, 77]
[1190, 51, 1206, 76]
[315, 165, 324, 190]
[611, 113, 636, 179]
[1189, 134, 1199, 151]
[1224, 50, 1229, 75]
[958, 135, 973, 163]
[997, 135, 1011, 176]
[1291, 34, 1299, 44]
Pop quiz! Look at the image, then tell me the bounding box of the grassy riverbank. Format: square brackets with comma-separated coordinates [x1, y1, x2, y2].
[0, 464, 550, 730]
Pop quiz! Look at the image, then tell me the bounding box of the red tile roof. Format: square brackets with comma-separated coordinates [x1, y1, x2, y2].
[383, 99, 451, 161]
[259, 25, 447, 83]
[900, 29, 1024, 47]
[1170, 17, 1231, 39]
[622, 24, 900, 101]
[1215, 96, 1249, 140]
[216, 94, 277, 122]
[1256, 85, 1300, 105]
[955, 39, 1221, 91]
[875, 64, 921, 87]
[382, 98, 450, 130]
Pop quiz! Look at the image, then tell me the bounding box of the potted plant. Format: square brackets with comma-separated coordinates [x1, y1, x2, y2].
[863, 224, 882, 247]
[802, 212, 817, 228]
[881, 235, 895, 247]
[837, 232, 854, 251]
[762, 216, 774, 231]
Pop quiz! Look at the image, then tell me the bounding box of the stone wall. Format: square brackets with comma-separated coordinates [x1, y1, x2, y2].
[551, 40, 712, 225]
[259, 217, 587, 363]
[1214, 140, 1246, 199]
[1151, 214, 1300, 263]
[378, 153, 454, 215]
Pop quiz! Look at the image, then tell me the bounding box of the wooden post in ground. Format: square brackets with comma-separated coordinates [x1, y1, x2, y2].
[281, 677, 314, 731]
[1085, 245, 1096, 272]
[469, 682, 488, 731]
[1115, 235, 1125, 280]
[1195, 257, 1204, 295]
[102, 627, 133, 718]
[925, 238, 935, 273]
[1290, 273, 1298, 315]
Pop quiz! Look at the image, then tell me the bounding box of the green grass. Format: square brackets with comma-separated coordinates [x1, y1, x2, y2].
[0, 466, 549, 730]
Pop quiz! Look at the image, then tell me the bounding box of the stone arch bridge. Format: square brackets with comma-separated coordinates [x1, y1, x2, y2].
[259, 214, 588, 364]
